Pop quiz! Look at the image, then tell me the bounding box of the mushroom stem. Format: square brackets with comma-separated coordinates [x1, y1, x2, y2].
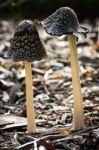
[68, 35, 85, 130]
[24, 61, 36, 133]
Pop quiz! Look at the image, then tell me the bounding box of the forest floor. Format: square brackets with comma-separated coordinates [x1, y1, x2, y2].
[0, 19, 99, 150]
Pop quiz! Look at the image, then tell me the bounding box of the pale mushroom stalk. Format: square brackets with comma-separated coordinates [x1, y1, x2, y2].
[6, 20, 47, 133]
[25, 61, 36, 133]
[41, 7, 88, 130]
[68, 35, 85, 130]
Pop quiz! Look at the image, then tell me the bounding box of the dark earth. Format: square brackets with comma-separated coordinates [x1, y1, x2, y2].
[0, 19, 99, 150]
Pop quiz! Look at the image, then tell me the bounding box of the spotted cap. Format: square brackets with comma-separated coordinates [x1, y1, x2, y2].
[7, 20, 47, 62]
[41, 7, 88, 37]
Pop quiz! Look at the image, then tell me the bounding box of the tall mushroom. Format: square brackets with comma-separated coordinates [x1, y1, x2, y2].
[41, 7, 88, 130]
[7, 20, 46, 133]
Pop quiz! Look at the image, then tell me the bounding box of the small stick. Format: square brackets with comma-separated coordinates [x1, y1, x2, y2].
[68, 35, 85, 130]
[25, 61, 36, 133]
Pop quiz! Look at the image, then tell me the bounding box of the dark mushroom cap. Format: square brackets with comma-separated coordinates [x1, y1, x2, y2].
[7, 20, 47, 62]
[41, 7, 88, 37]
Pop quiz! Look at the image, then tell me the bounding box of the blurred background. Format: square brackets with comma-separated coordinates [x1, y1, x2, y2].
[0, 0, 99, 21]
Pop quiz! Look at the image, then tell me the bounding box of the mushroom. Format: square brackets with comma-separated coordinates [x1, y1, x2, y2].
[41, 7, 88, 130]
[7, 20, 47, 133]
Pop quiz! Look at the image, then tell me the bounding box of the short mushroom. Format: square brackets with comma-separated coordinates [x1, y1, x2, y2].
[41, 7, 88, 130]
[7, 20, 46, 133]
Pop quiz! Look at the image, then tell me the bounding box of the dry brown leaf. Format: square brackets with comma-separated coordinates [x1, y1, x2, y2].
[59, 129, 71, 136]
[55, 72, 62, 80]
[82, 70, 93, 77]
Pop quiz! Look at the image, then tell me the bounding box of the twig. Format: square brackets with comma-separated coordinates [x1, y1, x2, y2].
[15, 134, 66, 150]
[53, 126, 98, 143]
